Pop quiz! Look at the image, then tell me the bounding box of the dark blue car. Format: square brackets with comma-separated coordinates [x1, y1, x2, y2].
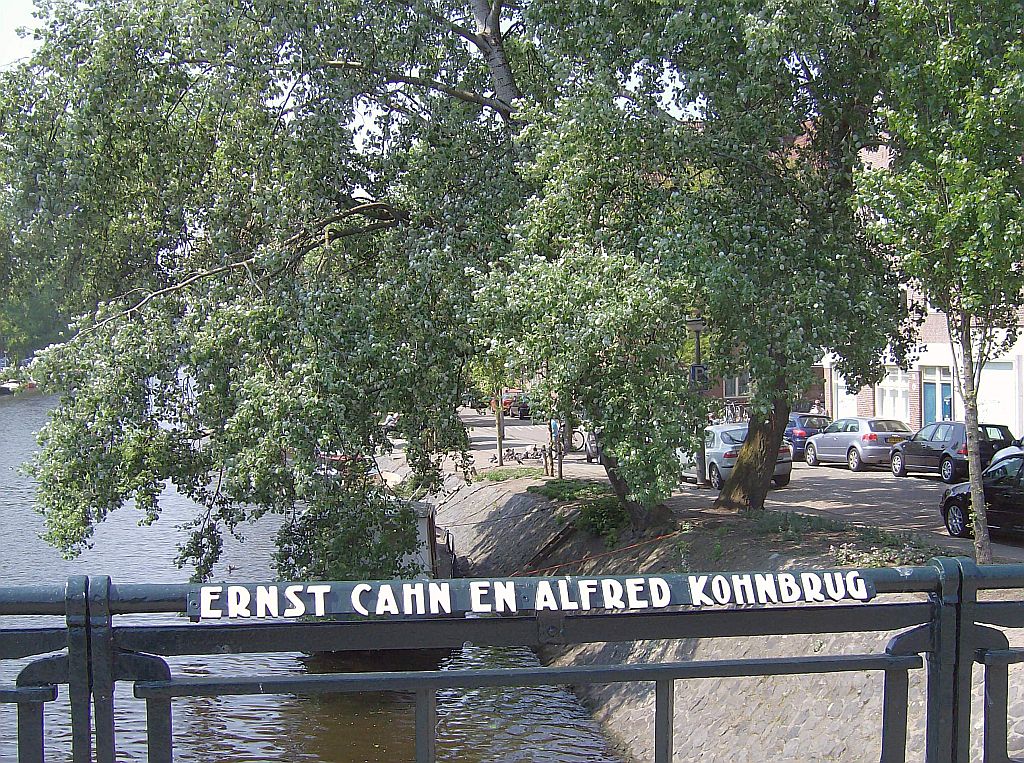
[785, 413, 832, 459]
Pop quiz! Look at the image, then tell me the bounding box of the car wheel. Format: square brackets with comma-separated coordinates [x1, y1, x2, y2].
[708, 464, 723, 491]
[944, 502, 972, 538]
[891, 452, 907, 477]
[847, 448, 864, 472]
[805, 444, 819, 467]
[773, 474, 791, 487]
[940, 457, 956, 484]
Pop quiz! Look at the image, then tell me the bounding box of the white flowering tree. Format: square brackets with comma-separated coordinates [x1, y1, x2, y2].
[508, 0, 917, 513]
[0, 0, 923, 577]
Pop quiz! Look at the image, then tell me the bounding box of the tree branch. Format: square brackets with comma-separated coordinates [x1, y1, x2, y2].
[80, 257, 259, 337]
[488, 0, 503, 30]
[326, 60, 511, 118]
[283, 202, 408, 248]
[292, 219, 407, 262]
[393, 0, 480, 46]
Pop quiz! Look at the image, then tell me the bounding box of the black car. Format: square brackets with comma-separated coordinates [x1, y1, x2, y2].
[940, 453, 1024, 537]
[513, 395, 531, 419]
[891, 421, 1016, 483]
[784, 413, 831, 459]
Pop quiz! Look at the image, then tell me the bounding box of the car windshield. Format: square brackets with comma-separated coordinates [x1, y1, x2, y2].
[798, 416, 830, 429]
[985, 456, 1024, 483]
[721, 428, 748, 445]
[870, 420, 912, 433]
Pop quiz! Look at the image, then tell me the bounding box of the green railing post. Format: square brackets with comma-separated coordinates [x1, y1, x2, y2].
[926, 557, 963, 762]
[64, 576, 93, 763]
[89, 576, 117, 763]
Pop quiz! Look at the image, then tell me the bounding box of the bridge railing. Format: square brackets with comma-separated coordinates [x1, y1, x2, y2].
[2, 558, 1020, 762]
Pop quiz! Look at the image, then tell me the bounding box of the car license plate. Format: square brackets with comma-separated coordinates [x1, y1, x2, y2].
[886, 435, 904, 444]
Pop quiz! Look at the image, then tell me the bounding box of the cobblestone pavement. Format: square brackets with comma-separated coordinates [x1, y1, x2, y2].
[434, 416, 1024, 761]
[758, 461, 1024, 562]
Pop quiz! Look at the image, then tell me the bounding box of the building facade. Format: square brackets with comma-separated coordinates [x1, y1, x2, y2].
[820, 310, 1024, 436]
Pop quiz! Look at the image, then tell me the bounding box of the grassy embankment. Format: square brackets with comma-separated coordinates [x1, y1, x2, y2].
[520, 477, 944, 573]
[401, 466, 943, 573]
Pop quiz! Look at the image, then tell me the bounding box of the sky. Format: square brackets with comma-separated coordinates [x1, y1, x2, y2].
[1, 0, 41, 69]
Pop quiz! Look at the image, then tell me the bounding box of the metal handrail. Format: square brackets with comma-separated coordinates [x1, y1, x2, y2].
[4, 558, 1018, 763]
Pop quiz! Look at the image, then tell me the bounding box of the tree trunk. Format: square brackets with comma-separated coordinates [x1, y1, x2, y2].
[598, 450, 660, 529]
[495, 388, 504, 467]
[715, 392, 790, 511]
[555, 419, 564, 479]
[470, 0, 522, 108]
[959, 319, 993, 563]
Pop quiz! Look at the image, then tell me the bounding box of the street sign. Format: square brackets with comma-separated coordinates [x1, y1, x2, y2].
[689, 363, 709, 389]
[187, 571, 876, 620]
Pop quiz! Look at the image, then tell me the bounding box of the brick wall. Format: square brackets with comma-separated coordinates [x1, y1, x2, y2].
[919, 312, 950, 343]
[856, 386, 875, 417]
[908, 370, 922, 429]
[823, 369, 835, 418]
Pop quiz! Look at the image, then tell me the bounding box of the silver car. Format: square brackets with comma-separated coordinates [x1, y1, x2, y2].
[677, 423, 793, 490]
[992, 436, 1023, 466]
[805, 417, 912, 471]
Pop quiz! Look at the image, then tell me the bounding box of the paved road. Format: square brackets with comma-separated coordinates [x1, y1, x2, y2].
[388, 413, 1024, 562]
[687, 459, 1024, 562]
[769, 461, 953, 538]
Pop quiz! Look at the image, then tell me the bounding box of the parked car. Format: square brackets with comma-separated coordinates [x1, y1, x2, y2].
[490, 390, 523, 416]
[804, 417, 912, 472]
[677, 423, 793, 490]
[991, 436, 1024, 466]
[940, 453, 1024, 537]
[514, 395, 531, 420]
[890, 421, 1017, 483]
[784, 413, 831, 459]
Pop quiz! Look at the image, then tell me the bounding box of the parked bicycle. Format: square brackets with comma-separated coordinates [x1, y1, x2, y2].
[723, 402, 749, 423]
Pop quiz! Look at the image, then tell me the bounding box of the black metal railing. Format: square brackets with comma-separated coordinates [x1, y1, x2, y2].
[2, 557, 1022, 762]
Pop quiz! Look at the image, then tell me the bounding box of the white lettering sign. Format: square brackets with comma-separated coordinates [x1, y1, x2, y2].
[191, 571, 875, 620]
[685, 571, 871, 607]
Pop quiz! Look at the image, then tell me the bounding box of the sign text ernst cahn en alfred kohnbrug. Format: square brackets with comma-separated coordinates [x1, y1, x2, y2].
[188, 570, 876, 620]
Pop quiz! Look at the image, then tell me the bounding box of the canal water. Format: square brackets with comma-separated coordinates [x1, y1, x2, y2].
[0, 393, 622, 762]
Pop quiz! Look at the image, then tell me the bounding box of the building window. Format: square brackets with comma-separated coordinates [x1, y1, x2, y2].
[875, 367, 910, 423]
[724, 372, 750, 398]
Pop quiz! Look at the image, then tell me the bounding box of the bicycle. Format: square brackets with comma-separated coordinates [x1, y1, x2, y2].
[569, 427, 585, 452]
[723, 402, 749, 423]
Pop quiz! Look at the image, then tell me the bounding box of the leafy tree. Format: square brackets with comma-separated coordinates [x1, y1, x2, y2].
[1, 0, 525, 578]
[515, 0, 917, 512]
[468, 344, 520, 466]
[858, 0, 1024, 562]
[0, 0, 926, 578]
[492, 86, 708, 526]
[0, 279, 68, 361]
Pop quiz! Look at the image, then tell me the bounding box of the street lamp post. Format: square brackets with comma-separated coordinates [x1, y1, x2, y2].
[685, 317, 709, 487]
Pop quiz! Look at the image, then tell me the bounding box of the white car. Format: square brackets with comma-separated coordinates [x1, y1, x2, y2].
[991, 437, 1023, 466]
[677, 423, 793, 490]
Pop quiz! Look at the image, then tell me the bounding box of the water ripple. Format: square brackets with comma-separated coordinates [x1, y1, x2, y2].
[0, 395, 621, 763]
